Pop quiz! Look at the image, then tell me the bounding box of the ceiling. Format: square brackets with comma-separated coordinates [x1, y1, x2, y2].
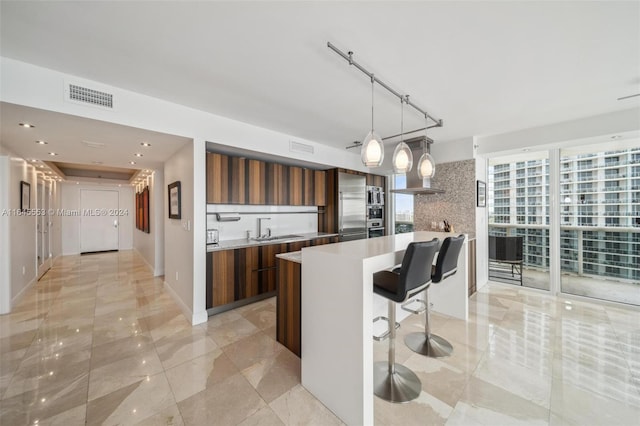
[0, 102, 192, 178]
[1, 1, 639, 159]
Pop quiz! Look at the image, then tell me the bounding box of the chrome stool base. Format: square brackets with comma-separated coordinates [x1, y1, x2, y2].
[404, 332, 453, 358]
[373, 361, 422, 403]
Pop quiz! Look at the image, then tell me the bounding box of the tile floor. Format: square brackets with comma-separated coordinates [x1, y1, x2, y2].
[0, 250, 639, 425]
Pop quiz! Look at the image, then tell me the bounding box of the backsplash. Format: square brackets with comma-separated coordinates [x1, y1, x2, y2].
[414, 159, 476, 237]
[206, 204, 318, 241]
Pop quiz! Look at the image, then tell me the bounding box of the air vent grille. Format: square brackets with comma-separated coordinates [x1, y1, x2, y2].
[290, 140, 314, 155]
[69, 84, 113, 108]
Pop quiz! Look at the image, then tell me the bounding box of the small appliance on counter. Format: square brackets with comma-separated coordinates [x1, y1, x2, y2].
[206, 228, 219, 245]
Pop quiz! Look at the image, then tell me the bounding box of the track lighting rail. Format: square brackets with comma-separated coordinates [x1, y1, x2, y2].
[327, 41, 443, 129]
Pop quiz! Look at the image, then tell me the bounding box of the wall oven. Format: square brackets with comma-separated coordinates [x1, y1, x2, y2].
[367, 205, 383, 220]
[366, 186, 384, 206]
[367, 226, 385, 238]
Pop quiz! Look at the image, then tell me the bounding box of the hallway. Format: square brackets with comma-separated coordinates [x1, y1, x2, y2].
[1, 251, 639, 425]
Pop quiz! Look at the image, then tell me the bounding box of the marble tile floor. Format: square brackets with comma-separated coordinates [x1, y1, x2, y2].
[0, 250, 638, 425]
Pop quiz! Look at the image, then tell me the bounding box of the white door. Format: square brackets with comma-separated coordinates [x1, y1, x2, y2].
[80, 190, 119, 253]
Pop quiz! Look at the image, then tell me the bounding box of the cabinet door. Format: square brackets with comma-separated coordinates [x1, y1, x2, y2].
[314, 170, 326, 206]
[247, 159, 266, 205]
[210, 250, 236, 307]
[266, 163, 287, 205]
[207, 153, 246, 204]
[366, 173, 385, 188]
[288, 166, 304, 206]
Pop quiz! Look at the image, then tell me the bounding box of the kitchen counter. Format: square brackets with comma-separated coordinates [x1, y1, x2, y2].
[206, 232, 339, 252]
[300, 231, 469, 425]
[275, 251, 302, 263]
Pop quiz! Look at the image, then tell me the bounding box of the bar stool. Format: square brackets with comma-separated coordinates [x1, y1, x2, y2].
[403, 234, 465, 358]
[372, 239, 439, 403]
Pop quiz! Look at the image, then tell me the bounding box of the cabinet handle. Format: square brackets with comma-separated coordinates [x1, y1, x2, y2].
[253, 266, 277, 272]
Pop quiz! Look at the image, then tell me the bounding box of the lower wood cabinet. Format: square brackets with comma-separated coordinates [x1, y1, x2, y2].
[206, 236, 338, 310]
[277, 258, 301, 356]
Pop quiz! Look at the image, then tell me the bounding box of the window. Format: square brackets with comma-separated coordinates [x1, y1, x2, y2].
[394, 175, 413, 234]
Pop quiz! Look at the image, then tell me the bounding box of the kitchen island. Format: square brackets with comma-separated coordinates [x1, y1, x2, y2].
[300, 231, 468, 425]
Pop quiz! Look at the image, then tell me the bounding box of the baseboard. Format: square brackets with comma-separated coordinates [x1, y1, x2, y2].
[162, 280, 195, 324]
[11, 275, 38, 308]
[192, 309, 208, 326]
[133, 248, 155, 275]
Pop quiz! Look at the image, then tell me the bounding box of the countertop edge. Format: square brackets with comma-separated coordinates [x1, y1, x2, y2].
[207, 232, 339, 252]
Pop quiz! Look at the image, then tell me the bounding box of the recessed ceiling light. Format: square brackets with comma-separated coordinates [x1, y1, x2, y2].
[522, 148, 531, 152]
[48, 152, 58, 156]
[134, 153, 143, 157]
[35, 140, 48, 145]
[130, 161, 136, 165]
[92, 161, 103, 165]
[611, 135, 622, 140]
[38, 165, 44, 168]
[144, 169, 150, 172]
[140, 142, 151, 147]
[76, 182, 80, 185]
[19, 123, 35, 128]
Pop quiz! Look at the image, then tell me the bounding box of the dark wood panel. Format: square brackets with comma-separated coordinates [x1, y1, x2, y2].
[288, 166, 303, 206]
[318, 168, 338, 233]
[207, 152, 246, 204]
[277, 258, 301, 357]
[247, 159, 265, 205]
[314, 170, 326, 206]
[366, 173, 386, 188]
[211, 250, 235, 306]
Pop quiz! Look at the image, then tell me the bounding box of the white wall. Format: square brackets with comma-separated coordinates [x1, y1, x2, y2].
[0, 155, 11, 313]
[60, 182, 134, 255]
[6, 155, 38, 302]
[164, 142, 195, 322]
[474, 152, 489, 290]
[133, 169, 165, 276]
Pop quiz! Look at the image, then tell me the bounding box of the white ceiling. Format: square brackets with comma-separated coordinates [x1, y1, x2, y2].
[1, 1, 639, 157]
[0, 103, 191, 171]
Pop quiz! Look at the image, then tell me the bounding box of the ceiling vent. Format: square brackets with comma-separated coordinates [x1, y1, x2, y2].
[82, 140, 106, 149]
[67, 84, 113, 109]
[290, 140, 314, 155]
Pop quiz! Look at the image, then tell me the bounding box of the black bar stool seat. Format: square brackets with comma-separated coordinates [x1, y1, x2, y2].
[404, 234, 465, 358]
[372, 238, 439, 403]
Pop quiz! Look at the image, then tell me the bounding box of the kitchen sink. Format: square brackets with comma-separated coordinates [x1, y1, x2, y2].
[251, 234, 303, 242]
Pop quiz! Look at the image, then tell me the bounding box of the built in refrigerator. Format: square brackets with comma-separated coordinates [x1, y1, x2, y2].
[338, 172, 367, 241]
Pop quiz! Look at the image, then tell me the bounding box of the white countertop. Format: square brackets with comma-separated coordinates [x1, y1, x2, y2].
[302, 231, 463, 259]
[206, 232, 338, 252]
[276, 251, 302, 263]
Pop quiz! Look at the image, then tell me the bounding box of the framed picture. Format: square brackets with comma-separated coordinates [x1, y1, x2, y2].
[142, 186, 150, 233]
[477, 180, 486, 208]
[20, 181, 30, 211]
[168, 181, 181, 219]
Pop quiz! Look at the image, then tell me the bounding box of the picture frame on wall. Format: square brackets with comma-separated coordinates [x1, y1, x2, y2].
[477, 180, 486, 207]
[142, 186, 150, 233]
[20, 181, 30, 211]
[168, 181, 181, 219]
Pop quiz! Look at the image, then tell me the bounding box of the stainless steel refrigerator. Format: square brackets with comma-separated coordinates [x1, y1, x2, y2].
[338, 172, 367, 241]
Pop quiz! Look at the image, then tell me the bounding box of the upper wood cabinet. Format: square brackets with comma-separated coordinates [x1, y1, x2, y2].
[366, 173, 386, 188]
[206, 152, 326, 206]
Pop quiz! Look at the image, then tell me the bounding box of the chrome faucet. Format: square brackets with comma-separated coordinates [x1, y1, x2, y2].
[258, 217, 271, 238]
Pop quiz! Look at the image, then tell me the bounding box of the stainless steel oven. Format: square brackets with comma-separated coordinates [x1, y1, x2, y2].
[367, 206, 383, 220]
[367, 219, 384, 238]
[367, 226, 385, 238]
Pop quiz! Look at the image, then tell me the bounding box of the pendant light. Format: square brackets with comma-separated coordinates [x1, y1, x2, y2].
[392, 96, 413, 174]
[360, 76, 384, 167]
[417, 116, 436, 180]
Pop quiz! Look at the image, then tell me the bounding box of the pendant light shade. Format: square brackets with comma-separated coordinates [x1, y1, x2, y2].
[361, 76, 384, 167]
[392, 95, 413, 174]
[417, 152, 435, 179]
[392, 141, 413, 174]
[361, 130, 384, 167]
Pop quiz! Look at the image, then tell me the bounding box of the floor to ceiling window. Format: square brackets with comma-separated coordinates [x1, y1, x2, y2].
[559, 144, 640, 306]
[394, 174, 413, 234]
[488, 153, 551, 290]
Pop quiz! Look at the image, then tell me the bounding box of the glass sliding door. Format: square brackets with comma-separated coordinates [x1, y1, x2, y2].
[488, 153, 551, 290]
[559, 143, 640, 306]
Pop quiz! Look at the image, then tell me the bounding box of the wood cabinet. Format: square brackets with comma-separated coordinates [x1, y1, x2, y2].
[206, 236, 338, 310]
[366, 173, 385, 188]
[206, 153, 246, 204]
[206, 152, 326, 206]
[277, 258, 301, 356]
